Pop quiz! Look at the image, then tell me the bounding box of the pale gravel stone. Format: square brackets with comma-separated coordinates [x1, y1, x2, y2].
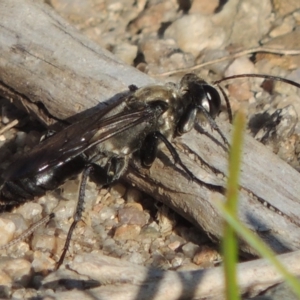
[171, 254, 184, 268]
[273, 0, 300, 16]
[114, 197, 125, 206]
[31, 234, 56, 252]
[167, 233, 186, 245]
[1, 213, 28, 237]
[139, 38, 195, 74]
[112, 43, 138, 65]
[117, 206, 148, 226]
[189, 0, 219, 14]
[109, 182, 127, 198]
[269, 15, 296, 38]
[150, 238, 165, 253]
[98, 206, 117, 222]
[38, 193, 59, 215]
[102, 238, 116, 254]
[124, 252, 145, 264]
[293, 11, 300, 23]
[53, 199, 76, 220]
[164, 14, 226, 57]
[61, 179, 80, 197]
[15, 202, 43, 223]
[0, 217, 16, 246]
[126, 187, 143, 203]
[223, 57, 257, 101]
[0, 258, 32, 287]
[0, 270, 12, 286]
[7, 242, 30, 259]
[214, 0, 273, 48]
[177, 262, 203, 271]
[11, 288, 38, 299]
[125, 202, 143, 210]
[93, 224, 108, 241]
[192, 246, 220, 266]
[200, 49, 231, 75]
[31, 251, 56, 273]
[181, 242, 200, 259]
[225, 57, 257, 78]
[140, 225, 160, 238]
[113, 224, 141, 240]
[103, 217, 118, 229]
[167, 240, 181, 251]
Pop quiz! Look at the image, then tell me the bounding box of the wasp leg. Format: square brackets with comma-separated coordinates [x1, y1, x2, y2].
[140, 133, 159, 167]
[39, 129, 57, 142]
[177, 104, 197, 135]
[106, 156, 127, 182]
[196, 104, 230, 148]
[56, 164, 93, 269]
[140, 131, 196, 181]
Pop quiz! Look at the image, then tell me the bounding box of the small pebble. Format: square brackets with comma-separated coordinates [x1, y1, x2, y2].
[0, 270, 12, 286]
[126, 187, 143, 203]
[167, 240, 181, 251]
[31, 234, 56, 253]
[0, 258, 32, 287]
[171, 255, 184, 268]
[102, 238, 116, 254]
[118, 205, 148, 226]
[15, 203, 43, 223]
[181, 242, 200, 259]
[114, 224, 141, 240]
[98, 206, 117, 222]
[0, 217, 16, 246]
[124, 252, 145, 265]
[112, 43, 138, 65]
[31, 251, 55, 273]
[110, 183, 127, 198]
[164, 14, 226, 56]
[193, 246, 220, 267]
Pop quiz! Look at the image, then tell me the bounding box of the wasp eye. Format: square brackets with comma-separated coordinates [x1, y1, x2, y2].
[203, 85, 221, 118]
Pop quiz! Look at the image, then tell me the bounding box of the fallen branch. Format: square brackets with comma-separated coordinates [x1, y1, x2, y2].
[1, 0, 300, 258]
[41, 251, 300, 299]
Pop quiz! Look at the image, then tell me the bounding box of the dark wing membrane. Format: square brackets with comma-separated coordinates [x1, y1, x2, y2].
[3, 104, 159, 181]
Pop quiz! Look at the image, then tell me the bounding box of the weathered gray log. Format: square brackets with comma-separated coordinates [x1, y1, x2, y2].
[0, 0, 155, 125]
[44, 251, 300, 300]
[1, 0, 300, 257]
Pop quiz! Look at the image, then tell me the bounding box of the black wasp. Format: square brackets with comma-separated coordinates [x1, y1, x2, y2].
[0, 73, 229, 267]
[1, 72, 299, 268]
[0, 73, 229, 205]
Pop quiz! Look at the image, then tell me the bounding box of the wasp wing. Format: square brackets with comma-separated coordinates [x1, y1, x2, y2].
[3, 104, 160, 181]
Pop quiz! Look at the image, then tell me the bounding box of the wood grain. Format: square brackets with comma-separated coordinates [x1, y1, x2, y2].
[1, 0, 300, 257]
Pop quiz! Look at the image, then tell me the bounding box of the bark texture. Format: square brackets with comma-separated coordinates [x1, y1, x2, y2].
[1, 0, 300, 261]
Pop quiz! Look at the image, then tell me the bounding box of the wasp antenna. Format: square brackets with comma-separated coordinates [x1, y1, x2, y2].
[216, 84, 233, 124]
[128, 84, 138, 92]
[0, 213, 55, 250]
[214, 73, 300, 90]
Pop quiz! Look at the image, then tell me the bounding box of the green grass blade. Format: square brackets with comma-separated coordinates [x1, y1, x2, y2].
[223, 111, 246, 300]
[217, 201, 300, 298]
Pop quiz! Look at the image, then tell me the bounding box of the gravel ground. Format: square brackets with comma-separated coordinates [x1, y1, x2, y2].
[1, 0, 300, 299]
